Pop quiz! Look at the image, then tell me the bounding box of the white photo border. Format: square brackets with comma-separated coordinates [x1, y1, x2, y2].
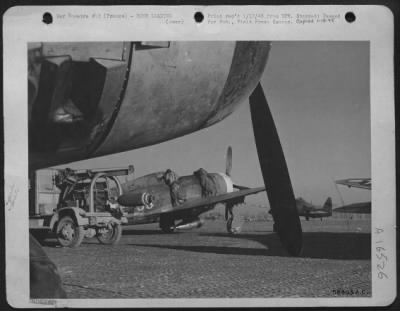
[3, 5, 395, 308]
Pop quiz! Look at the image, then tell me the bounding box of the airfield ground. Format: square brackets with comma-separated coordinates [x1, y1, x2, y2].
[43, 218, 371, 299]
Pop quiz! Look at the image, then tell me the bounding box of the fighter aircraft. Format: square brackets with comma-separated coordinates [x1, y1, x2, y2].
[295, 197, 333, 220]
[26, 41, 303, 298]
[333, 178, 371, 214]
[117, 147, 265, 234]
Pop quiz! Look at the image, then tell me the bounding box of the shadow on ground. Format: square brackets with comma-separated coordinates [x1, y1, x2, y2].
[39, 229, 182, 247]
[130, 232, 371, 260]
[122, 229, 180, 235]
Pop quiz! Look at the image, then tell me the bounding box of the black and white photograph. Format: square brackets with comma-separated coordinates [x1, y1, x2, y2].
[4, 6, 395, 308]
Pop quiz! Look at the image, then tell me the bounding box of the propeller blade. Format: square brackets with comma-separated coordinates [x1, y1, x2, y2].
[250, 83, 303, 256]
[331, 176, 345, 206]
[225, 146, 232, 177]
[225, 146, 235, 225]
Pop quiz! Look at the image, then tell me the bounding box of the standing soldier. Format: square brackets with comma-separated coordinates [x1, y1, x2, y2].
[161, 169, 185, 207]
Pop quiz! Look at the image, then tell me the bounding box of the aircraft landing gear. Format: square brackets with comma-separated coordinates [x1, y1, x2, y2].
[226, 217, 234, 234]
[160, 215, 175, 233]
[225, 202, 235, 234]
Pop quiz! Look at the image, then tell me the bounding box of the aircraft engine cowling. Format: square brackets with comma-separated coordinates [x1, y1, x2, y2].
[28, 41, 270, 170]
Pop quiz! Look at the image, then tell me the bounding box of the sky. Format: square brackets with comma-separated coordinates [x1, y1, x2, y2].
[56, 41, 371, 207]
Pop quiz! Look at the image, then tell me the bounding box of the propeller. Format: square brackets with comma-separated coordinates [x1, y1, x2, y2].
[249, 83, 303, 256]
[331, 176, 345, 207]
[223, 146, 246, 227]
[225, 146, 249, 191]
[224, 146, 233, 222]
[225, 145, 232, 177]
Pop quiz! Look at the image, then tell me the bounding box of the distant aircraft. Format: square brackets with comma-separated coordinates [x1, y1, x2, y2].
[118, 147, 265, 234]
[333, 178, 371, 214]
[295, 197, 333, 221]
[25, 41, 303, 298]
[270, 197, 332, 229]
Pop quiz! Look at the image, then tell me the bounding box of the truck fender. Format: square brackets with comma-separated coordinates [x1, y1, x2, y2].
[50, 207, 87, 230]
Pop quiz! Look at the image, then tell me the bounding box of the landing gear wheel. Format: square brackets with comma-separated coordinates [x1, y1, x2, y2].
[160, 216, 175, 233]
[227, 218, 233, 234]
[96, 223, 122, 245]
[56, 216, 84, 248]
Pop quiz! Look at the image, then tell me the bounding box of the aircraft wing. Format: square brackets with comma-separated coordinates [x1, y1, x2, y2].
[335, 178, 371, 190]
[333, 202, 371, 214]
[161, 186, 266, 215]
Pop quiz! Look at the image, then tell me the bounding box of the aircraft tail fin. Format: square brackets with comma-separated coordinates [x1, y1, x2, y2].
[323, 197, 332, 215]
[296, 197, 306, 205]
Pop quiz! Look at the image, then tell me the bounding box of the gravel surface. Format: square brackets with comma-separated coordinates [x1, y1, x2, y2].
[42, 218, 371, 298]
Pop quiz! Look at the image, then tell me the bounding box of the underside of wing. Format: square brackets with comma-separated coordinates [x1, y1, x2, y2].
[335, 178, 371, 190]
[163, 186, 266, 215]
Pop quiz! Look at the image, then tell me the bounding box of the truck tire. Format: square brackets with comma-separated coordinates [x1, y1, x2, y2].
[96, 223, 122, 245]
[56, 216, 85, 248]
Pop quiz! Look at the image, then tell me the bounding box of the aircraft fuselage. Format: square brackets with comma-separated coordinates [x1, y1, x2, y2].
[120, 172, 233, 227]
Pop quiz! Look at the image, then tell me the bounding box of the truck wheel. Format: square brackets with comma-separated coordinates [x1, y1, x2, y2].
[56, 216, 84, 248]
[97, 223, 122, 245]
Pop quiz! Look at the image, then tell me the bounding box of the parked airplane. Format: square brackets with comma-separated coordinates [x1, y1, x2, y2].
[334, 178, 371, 214]
[25, 41, 303, 298]
[118, 147, 265, 234]
[296, 197, 333, 220]
[270, 197, 332, 230]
